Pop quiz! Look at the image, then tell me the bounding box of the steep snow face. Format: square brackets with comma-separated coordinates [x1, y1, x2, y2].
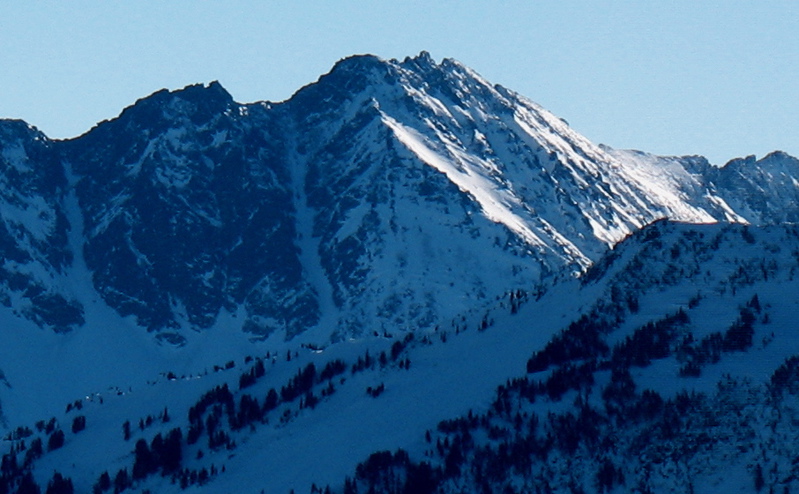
[0, 120, 83, 332]
[603, 148, 747, 223]
[374, 54, 758, 253]
[285, 57, 571, 339]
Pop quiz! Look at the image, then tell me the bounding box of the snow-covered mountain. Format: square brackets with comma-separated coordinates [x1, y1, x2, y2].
[7, 220, 799, 494]
[334, 220, 799, 494]
[1, 52, 799, 493]
[2, 52, 798, 346]
[0, 120, 82, 333]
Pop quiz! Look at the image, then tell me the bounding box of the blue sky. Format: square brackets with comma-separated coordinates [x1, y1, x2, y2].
[1, 1, 797, 165]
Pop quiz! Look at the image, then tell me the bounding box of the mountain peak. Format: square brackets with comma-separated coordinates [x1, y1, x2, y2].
[171, 80, 233, 104]
[399, 50, 437, 70]
[124, 81, 235, 114]
[329, 53, 387, 75]
[0, 118, 47, 142]
[723, 154, 758, 168]
[762, 150, 797, 162]
[74, 81, 236, 141]
[414, 50, 435, 63]
[145, 80, 235, 120]
[297, 53, 395, 98]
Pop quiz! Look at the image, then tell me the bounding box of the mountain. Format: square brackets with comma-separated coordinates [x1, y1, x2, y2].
[334, 220, 799, 494]
[0, 52, 799, 493]
[2, 52, 799, 346]
[706, 150, 799, 224]
[62, 82, 319, 343]
[0, 120, 81, 332]
[9, 220, 799, 494]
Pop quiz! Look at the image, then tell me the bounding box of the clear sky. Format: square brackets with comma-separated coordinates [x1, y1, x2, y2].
[1, 1, 797, 165]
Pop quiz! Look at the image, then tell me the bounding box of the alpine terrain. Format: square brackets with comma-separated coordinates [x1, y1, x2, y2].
[0, 52, 798, 493]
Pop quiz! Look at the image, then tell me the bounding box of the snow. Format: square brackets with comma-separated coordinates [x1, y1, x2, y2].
[1, 142, 29, 173]
[17, 270, 579, 493]
[382, 114, 547, 249]
[11, 221, 799, 493]
[286, 114, 339, 344]
[2, 52, 799, 493]
[0, 195, 55, 243]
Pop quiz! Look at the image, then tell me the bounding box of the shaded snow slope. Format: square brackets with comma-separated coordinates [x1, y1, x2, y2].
[6, 221, 799, 494]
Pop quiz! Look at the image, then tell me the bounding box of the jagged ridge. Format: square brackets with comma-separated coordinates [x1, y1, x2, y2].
[0, 52, 798, 344]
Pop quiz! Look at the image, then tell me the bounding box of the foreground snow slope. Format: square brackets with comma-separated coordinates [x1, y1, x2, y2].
[0, 221, 797, 494]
